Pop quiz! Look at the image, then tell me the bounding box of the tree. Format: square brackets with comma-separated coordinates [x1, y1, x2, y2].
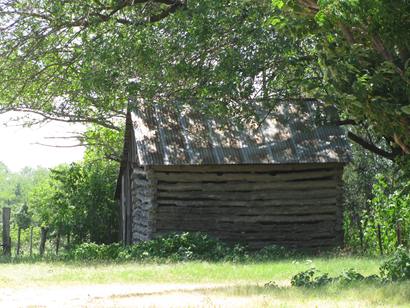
[342, 140, 393, 250]
[270, 0, 410, 161]
[0, 0, 187, 129]
[0, 1, 300, 127]
[1, 0, 409, 163]
[28, 126, 121, 246]
[14, 202, 31, 255]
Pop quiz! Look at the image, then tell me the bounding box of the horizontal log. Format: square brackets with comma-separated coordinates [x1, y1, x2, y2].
[212, 232, 336, 242]
[157, 197, 336, 206]
[245, 238, 338, 249]
[154, 229, 336, 240]
[156, 205, 337, 216]
[157, 179, 338, 192]
[151, 163, 344, 173]
[154, 224, 335, 234]
[156, 220, 335, 232]
[157, 188, 337, 201]
[152, 231, 338, 249]
[154, 170, 337, 183]
[156, 214, 335, 226]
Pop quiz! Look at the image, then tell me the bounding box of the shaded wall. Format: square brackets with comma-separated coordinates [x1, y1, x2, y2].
[131, 163, 344, 249]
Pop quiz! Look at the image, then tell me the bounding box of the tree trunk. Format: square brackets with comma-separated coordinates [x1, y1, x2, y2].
[29, 226, 33, 257]
[55, 231, 60, 255]
[2, 207, 11, 257]
[397, 222, 402, 247]
[39, 227, 49, 256]
[358, 221, 364, 252]
[377, 224, 383, 256]
[67, 232, 70, 247]
[16, 227, 21, 256]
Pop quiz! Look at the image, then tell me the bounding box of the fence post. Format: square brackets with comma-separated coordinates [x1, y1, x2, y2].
[29, 226, 33, 257]
[2, 207, 11, 257]
[16, 227, 21, 255]
[39, 226, 48, 256]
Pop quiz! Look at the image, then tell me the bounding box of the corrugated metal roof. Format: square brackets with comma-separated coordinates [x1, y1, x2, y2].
[130, 100, 351, 165]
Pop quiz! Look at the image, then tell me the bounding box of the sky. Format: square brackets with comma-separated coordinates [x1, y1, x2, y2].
[0, 113, 85, 172]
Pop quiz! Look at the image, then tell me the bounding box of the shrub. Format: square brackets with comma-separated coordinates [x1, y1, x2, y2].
[254, 244, 298, 261]
[380, 246, 410, 281]
[66, 232, 248, 262]
[289, 247, 410, 289]
[337, 268, 365, 284]
[122, 232, 236, 262]
[290, 268, 382, 288]
[68, 242, 122, 261]
[290, 268, 333, 288]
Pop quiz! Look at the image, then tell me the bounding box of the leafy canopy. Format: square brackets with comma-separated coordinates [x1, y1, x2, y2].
[271, 0, 410, 160]
[0, 0, 409, 161]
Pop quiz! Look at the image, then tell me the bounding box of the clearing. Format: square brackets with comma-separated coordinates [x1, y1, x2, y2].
[0, 257, 409, 307]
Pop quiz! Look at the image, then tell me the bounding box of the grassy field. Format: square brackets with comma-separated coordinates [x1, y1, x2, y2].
[0, 256, 382, 287]
[0, 257, 409, 307]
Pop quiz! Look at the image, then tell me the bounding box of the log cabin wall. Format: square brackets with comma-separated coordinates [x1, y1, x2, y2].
[144, 163, 344, 249]
[131, 166, 157, 242]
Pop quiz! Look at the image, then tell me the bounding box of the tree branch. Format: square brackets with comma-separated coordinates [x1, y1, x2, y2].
[297, 0, 319, 13]
[347, 131, 397, 160]
[335, 119, 357, 126]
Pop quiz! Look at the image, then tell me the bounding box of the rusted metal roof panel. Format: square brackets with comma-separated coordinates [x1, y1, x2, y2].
[131, 100, 351, 166]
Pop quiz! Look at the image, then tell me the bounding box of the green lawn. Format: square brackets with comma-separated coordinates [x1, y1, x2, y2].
[0, 257, 382, 287]
[0, 257, 409, 307]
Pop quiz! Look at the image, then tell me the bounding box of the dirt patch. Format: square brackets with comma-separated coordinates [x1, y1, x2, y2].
[0, 283, 261, 307]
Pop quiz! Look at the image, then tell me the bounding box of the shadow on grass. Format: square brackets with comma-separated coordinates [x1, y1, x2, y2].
[96, 281, 410, 307]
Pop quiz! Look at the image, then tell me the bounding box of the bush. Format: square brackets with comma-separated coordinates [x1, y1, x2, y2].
[289, 247, 410, 288]
[290, 268, 382, 288]
[122, 232, 236, 262]
[380, 246, 410, 281]
[67, 242, 122, 261]
[66, 232, 251, 262]
[254, 244, 298, 261]
[290, 268, 334, 288]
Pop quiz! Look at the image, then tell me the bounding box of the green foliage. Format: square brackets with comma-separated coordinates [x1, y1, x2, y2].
[362, 175, 410, 254]
[0, 163, 49, 210]
[26, 125, 121, 245]
[290, 267, 382, 287]
[342, 141, 410, 254]
[68, 242, 123, 261]
[273, 0, 410, 158]
[14, 203, 31, 230]
[0, 0, 305, 128]
[64, 232, 299, 263]
[68, 232, 238, 262]
[380, 247, 410, 281]
[291, 268, 334, 287]
[121, 232, 233, 262]
[254, 244, 299, 261]
[29, 158, 119, 244]
[290, 248, 410, 288]
[0, 0, 409, 160]
[342, 142, 395, 252]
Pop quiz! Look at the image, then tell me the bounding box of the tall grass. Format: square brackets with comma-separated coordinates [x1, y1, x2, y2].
[0, 257, 383, 288]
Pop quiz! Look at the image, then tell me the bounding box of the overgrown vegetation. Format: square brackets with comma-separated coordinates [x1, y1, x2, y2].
[4, 232, 297, 263]
[0, 126, 121, 256]
[343, 142, 410, 255]
[289, 247, 410, 288]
